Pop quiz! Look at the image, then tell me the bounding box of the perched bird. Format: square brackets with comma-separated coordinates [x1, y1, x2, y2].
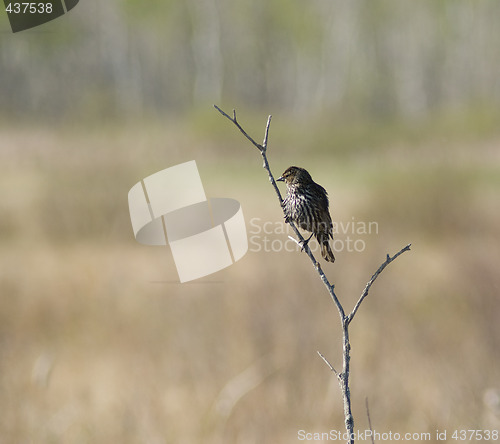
[277, 166, 335, 262]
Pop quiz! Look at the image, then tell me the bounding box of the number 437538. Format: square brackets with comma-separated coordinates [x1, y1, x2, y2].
[451, 429, 499, 441]
[5, 3, 54, 14]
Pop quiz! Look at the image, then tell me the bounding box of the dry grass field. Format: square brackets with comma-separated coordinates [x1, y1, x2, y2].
[1, 116, 499, 443]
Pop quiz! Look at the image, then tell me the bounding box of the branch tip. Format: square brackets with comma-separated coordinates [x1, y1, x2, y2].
[366, 398, 375, 444]
[317, 351, 338, 376]
[348, 243, 411, 323]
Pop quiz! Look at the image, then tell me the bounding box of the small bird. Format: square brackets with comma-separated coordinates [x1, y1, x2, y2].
[277, 166, 335, 262]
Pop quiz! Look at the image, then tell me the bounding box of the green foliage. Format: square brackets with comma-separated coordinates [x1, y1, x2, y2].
[121, 0, 177, 23]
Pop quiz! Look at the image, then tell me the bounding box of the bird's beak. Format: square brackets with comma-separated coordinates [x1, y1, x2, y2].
[277, 176, 284, 182]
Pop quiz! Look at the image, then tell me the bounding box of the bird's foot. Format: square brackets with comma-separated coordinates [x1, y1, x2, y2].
[300, 233, 314, 252]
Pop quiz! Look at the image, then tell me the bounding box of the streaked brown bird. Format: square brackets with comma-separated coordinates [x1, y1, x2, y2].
[277, 166, 335, 262]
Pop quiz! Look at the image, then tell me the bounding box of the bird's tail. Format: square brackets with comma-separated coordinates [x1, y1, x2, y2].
[321, 241, 335, 262]
[315, 229, 335, 263]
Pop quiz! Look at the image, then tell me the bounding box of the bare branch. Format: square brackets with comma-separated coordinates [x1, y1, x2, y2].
[213, 105, 265, 152]
[214, 105, 411, 444]
[365, 398, 375, 444]
[213, 106, 345, 317]
[347, 244, 411, 324]
[213, 105, 284, 202]
[317, 351, 339, 378]
[262, 115, 272, 152]
[215, 104, 351, 432]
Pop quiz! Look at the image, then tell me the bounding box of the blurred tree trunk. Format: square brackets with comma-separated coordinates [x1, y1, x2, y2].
[2, 0, 500, 120]
[187, 0, 223, 104]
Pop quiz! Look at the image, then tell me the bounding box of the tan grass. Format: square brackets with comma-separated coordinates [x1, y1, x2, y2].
[0, 124, 499, 442]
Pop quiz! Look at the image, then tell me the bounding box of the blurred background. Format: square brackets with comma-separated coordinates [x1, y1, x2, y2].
[1, 0, 499, 442]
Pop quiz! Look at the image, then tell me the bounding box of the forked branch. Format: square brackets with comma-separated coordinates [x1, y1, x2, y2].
[213, 105, 270, 153]
[347, 243, 411, 324]
[213, 105, 344, 316]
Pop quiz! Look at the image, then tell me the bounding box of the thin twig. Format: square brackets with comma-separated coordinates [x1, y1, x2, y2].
[317, 351, 339, 378]
[262, 115, 272, 152]
[365, 398, 375, 444]
[347, 244, 411, 324]
[213, 105, 284, 203]
[213, 105, 265, 152]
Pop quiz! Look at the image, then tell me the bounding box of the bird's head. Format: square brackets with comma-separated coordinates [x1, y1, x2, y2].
[277, 166, 313, 186]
